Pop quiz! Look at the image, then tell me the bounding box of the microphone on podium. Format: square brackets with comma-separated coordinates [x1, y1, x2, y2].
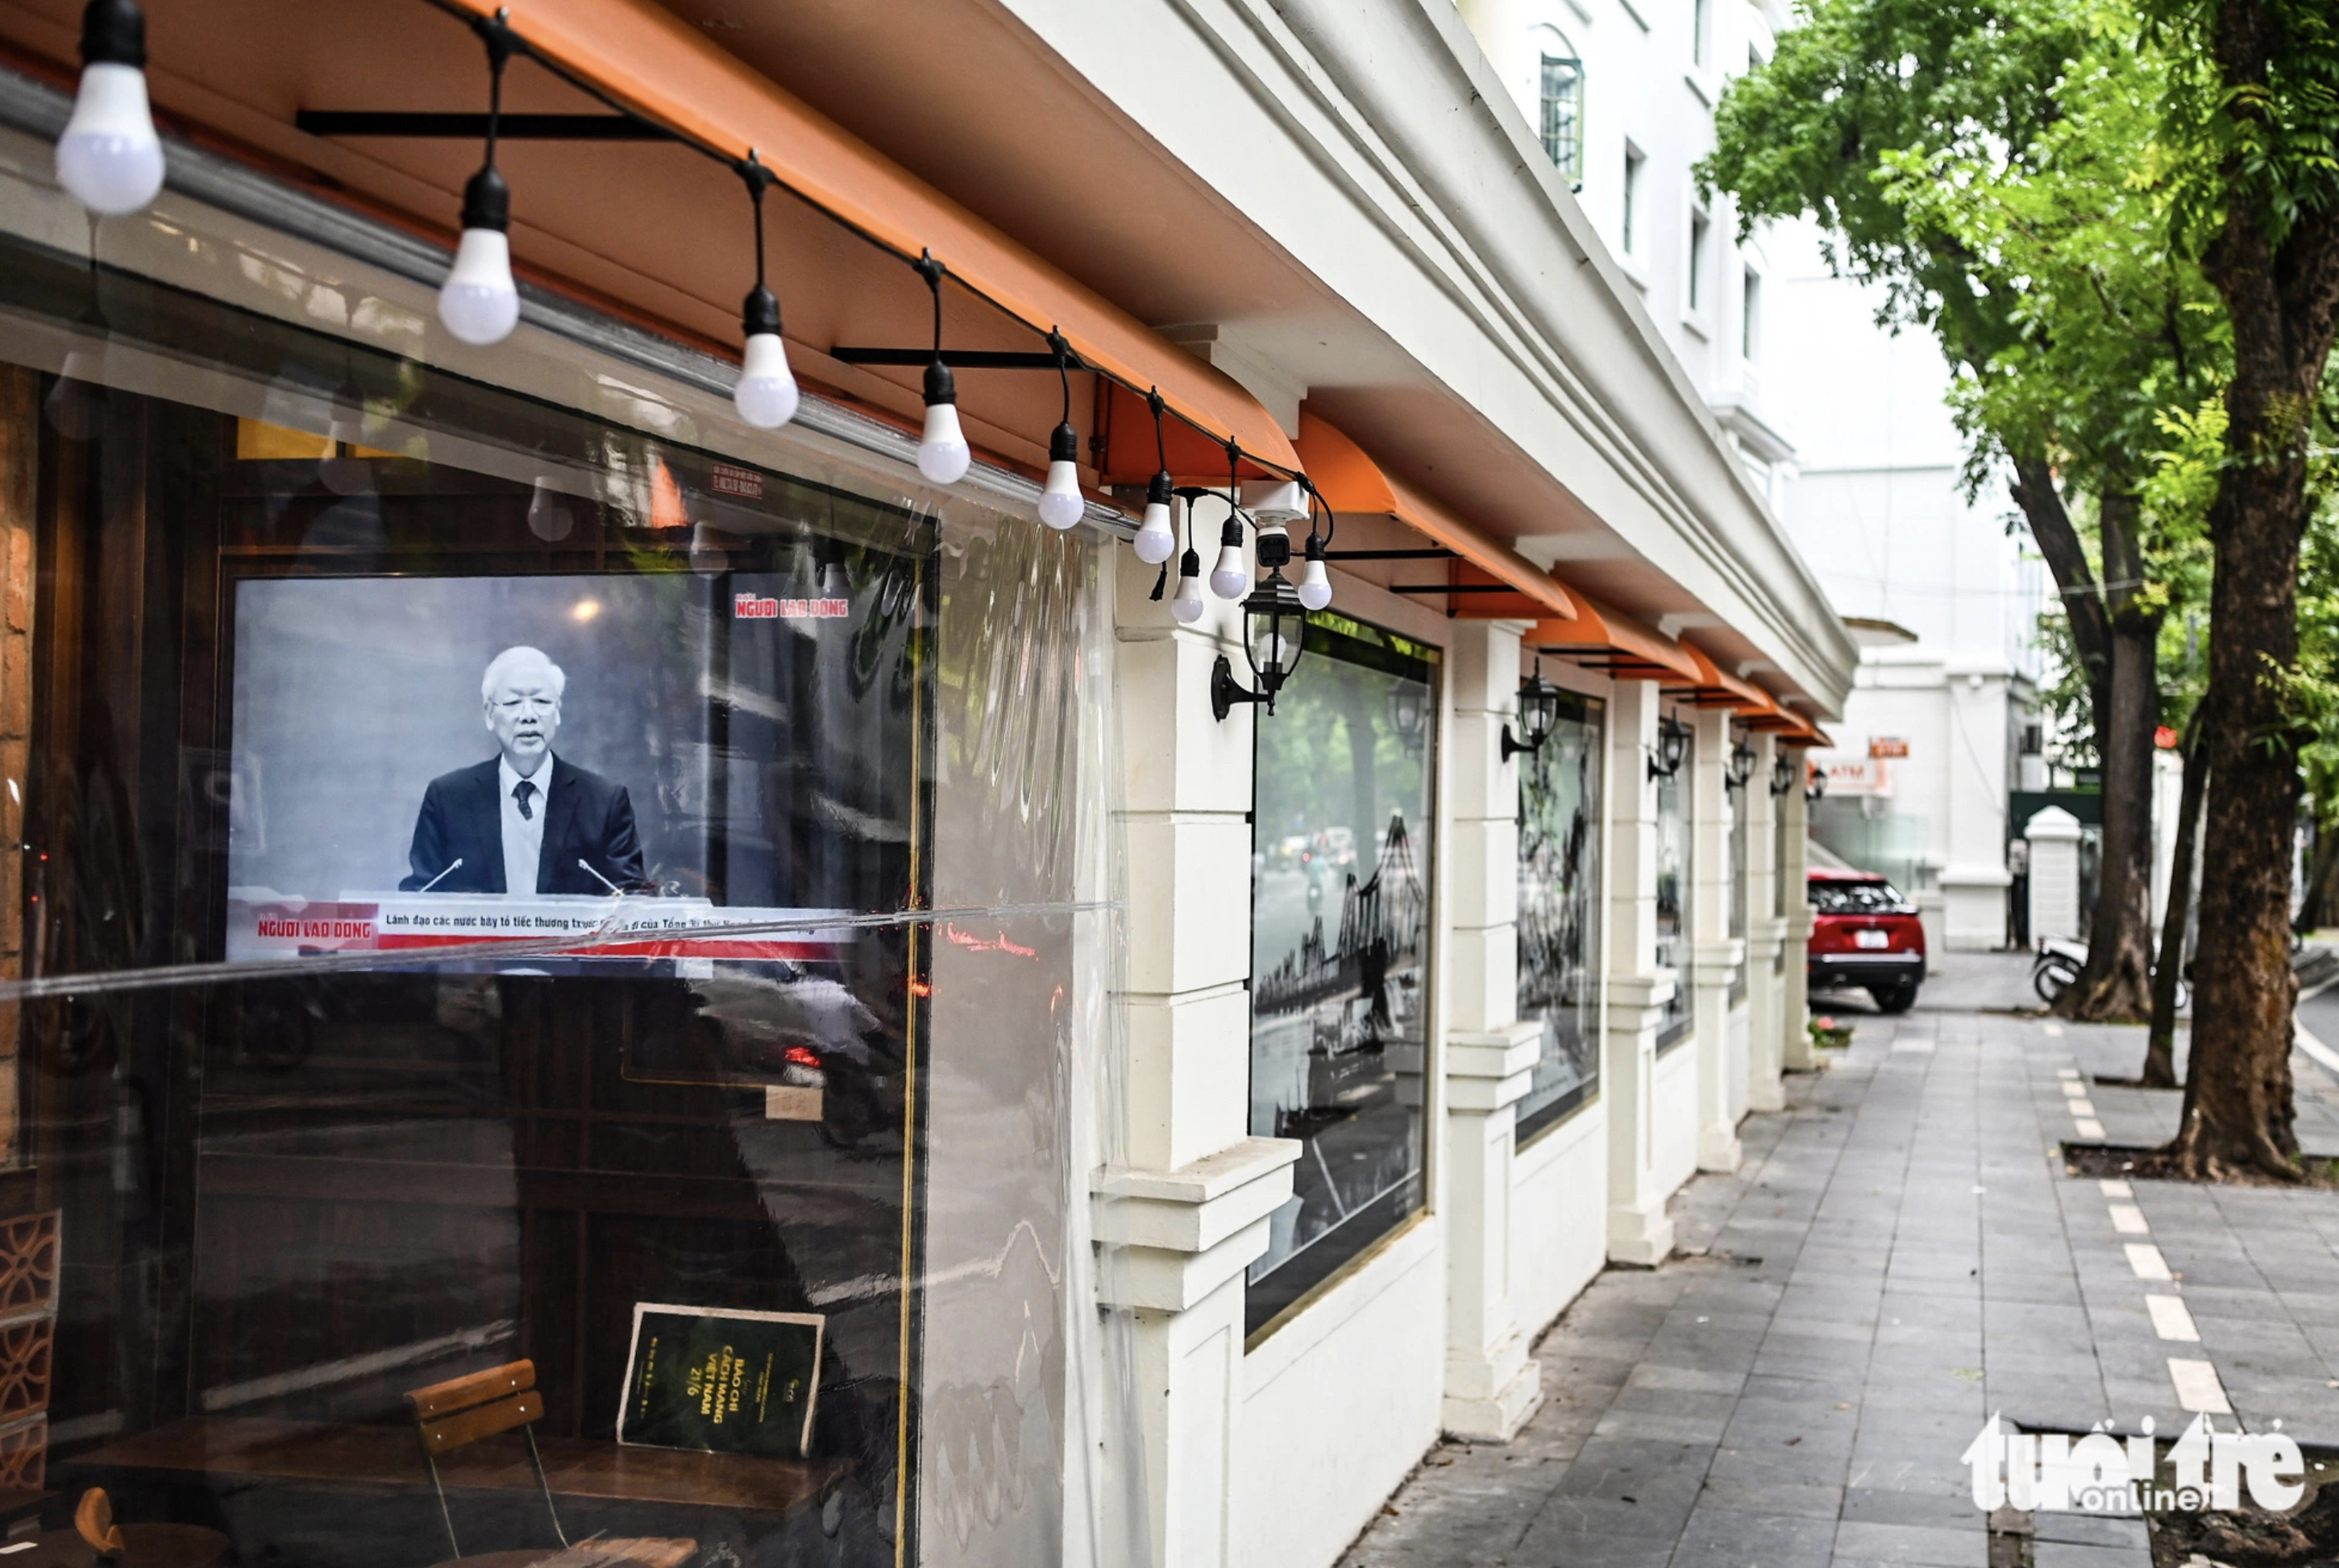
[415, 857, 464, 893]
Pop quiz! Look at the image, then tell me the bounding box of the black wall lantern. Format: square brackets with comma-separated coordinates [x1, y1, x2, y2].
[1769, 747, 1796, 797]
[1211, 525, 1310, 720]
[1387, 682, 1428, 753]
[1725, 734, 1756, 791]
[1501, 658, 1564, 761]
[1648, 716, 1689, 781]
[1805, 761, 1828, 804]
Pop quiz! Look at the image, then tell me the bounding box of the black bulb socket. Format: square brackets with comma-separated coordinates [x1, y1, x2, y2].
[1148, 470, 1175, 507]
[742, 284, 781, 338]
[81, 0, 146, 68]
[1305, 531, 1327, 561]
[1049, 421, 1079, 463]
[1178, 546, 1201, 578]
[459, 166, 510, 234]
[1219, 516, 1244, 547]
[924, 357, 957, 408]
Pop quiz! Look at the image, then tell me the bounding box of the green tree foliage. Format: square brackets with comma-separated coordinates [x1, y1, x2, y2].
[1701, 0, 2220, 1022]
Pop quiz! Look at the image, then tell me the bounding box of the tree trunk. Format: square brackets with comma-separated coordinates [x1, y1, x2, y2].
[2010, 465, 2160, 1020]
[2167, 1, 2339, 1173]
[2143, 725, 2205, 1089]
[2296, 815, 2339, 931]
[2059, 491, 2159, 1021]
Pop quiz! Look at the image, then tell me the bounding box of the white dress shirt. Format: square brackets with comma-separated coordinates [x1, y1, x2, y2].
[498, 753, 553, 895]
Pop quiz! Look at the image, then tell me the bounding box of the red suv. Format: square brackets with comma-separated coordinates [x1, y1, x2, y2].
[1806, 869, 1926, 1014]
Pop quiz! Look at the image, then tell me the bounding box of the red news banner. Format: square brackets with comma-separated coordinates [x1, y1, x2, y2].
[227, 894, 850, 964]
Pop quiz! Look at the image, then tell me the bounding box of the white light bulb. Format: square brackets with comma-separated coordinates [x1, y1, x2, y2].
[1133, 500, 1177, 564]
[56, 62, 163, 215]
[526, 479, 574, 542]
[733, 331, 799, 429]
[1261, 632, 1294, 674]
[1172, 558, 1206, 624]
[1038, 460, 1084, 530]
[918, 401, 970, 485]
[438, 227, 520, 346]
[1298, 555, 1333, 611]
[1210, 541, 1248, 599]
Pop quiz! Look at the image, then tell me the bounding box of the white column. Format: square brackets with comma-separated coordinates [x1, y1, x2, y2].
[1780, 751, 1817, 1072]
[1743, 732, 1788, 1113]
[1100, 538, 1298, 1568]
[2025, 806, 2083, 941]
[1690, 709, 1744, 1172]
[1604, 679, 1675, 1264]
[1440, 623, 1544, 1441]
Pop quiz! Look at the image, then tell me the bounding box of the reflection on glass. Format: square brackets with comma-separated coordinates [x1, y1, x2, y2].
[1655, 723, 1694, 1048]
[1729, 759, 1748, 1003]
[1515, 692, 1603, 1140]
[1247, 616, 1437, 1338]
[0, 236, 960, 1563]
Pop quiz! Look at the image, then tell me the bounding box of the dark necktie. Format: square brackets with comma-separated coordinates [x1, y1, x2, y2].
[513, 778, 537, 821]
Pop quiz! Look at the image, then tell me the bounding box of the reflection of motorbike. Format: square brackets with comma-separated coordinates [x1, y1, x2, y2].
[789, 1037, 903, 1154]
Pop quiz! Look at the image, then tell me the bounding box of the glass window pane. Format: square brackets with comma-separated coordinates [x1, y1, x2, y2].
[1729, 757, 1748, 1003]
[1539, 55, 1585, 183]
[1247, 616, 1437, 1338]
[1516, 692, 1603, 1139]
[0, 226, 1099, 1566]
[1656, 724, 1694, 1048]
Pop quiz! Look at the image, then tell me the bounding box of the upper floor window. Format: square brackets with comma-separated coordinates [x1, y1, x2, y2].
[1539, 52, 1585, 183]
[1689, 209, 1710, 314]
[1693, 0, 1713, 66]
[1742, 267, 1764, 359]
[1622, 145, 1645, 255]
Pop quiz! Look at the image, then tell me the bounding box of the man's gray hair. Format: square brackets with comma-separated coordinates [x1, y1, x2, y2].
[480, 645, 567, 703]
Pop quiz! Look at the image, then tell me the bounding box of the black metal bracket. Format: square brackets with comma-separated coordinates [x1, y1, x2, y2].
[1386, 584, 1522, 595]
[1211, 655, 1262, 723]
[296, 110, 674, 140]
[1499, 724, 1543, 762]
[830, 346, 1086, 370]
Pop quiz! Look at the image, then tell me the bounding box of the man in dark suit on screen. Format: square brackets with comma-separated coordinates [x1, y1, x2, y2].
[400, 645, 648, 894]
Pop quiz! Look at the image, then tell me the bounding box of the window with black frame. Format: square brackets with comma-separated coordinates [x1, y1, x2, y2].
[1729, 748, 1748, 1004]
[1247, 615, 1436, 1338]
[1655, 719, 1694, 1048]
[1516, 690, 1604, 1141]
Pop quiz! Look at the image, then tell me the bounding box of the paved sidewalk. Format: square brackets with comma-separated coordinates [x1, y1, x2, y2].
[1342, 971, 2339, 1568]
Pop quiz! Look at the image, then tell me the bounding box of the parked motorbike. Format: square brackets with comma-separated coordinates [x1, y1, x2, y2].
[2031, 935, 2189, 1009]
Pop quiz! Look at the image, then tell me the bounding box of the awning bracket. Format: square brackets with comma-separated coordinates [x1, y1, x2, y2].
[829, 346, 1088, 371]
[295, 110, 675, 141]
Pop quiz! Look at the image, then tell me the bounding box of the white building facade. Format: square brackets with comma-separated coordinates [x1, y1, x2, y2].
[0, 2, 1858, 1566]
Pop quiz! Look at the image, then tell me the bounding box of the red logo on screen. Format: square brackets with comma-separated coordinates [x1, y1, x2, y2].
[710, 463, 763, 500]
[734, 593, 849, 620]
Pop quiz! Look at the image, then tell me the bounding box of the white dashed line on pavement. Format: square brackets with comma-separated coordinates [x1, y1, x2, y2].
[2146, 1294, 2200, 1342]
[2069, 1097, 2098, 1117]
[2126, 1243, 2174, 1280]
[2075, 1118, 2107, 1140]
[2168, 1358, 2233, 1414]
[2108, 1203, 2149, 1235]
[2058, 1066, 2079, 1079]
[2099, 1180, 2133, 1197]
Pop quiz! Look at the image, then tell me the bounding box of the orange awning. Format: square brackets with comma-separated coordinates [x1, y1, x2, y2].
[1520, 600, 1700, 686]
[443, 0, 1298, 475]
[1663, 644, 1778, 711]
[1292, 411, 1577, 620]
